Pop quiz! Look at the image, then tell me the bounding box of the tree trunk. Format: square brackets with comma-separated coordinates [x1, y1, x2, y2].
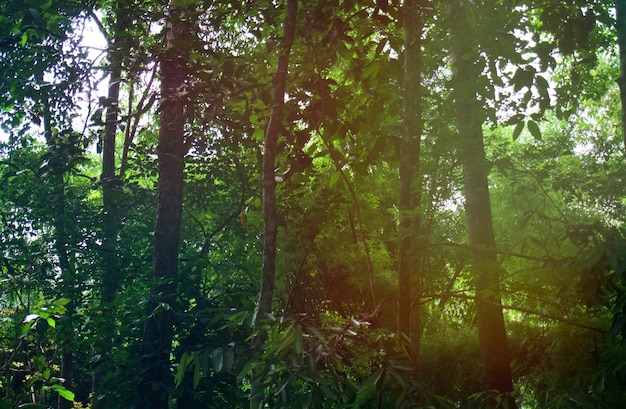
[43, 98, 76, 409]
[250, 0, 297, 407]
[615, 0, 626, 150]
[93, 3, 128, 407]
[136, 5, 190, 409]
[448, 1, 516, 408]
[397, 0, 424, 372]
[55, 183, 75, 409]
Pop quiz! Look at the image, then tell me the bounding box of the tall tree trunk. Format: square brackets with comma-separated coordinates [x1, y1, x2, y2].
[137, 5, 190, 409]
[616, 0, 626, 150]
[448, 1, 516, 408]
[397, 0, 424, 371]
[55, 181, 75, 409]
[42, 98, 76, 409]
[250, 0, 297, 407]
[92, 3, 128, 407]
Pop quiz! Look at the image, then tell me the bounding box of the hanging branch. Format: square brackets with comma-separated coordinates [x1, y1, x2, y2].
[120, 65, 158, 178]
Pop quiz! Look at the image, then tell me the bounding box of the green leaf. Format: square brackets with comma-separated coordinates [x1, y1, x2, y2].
[174, 352, 190, 387]
[307, 326, 328, 348]
[32, 356, 45, 372]
[319, 383, 338, 400]
[535, 75, 549, 91]
[302, 391, 313, 409]
[512, 67, 534, 92]
[172, 0, 198, 8]
[46, 317, 55, 328]
[52, 298, 70, 310]
[38, 0, 53, 10]
[362, 62, 381, 79]
[223, 348, 234, 372]
[512, 121, 524, 141]
[527, 120, 542, 140]
[329, 171, 342, 188]
[193, 359, 201, 388]
[28, 8, 43, 23]
[212, 348, 223, 372]
[19, 323, 31, 337]
[51, 384, 75, 401]
[276, 324, 295, 354]
[358, 367, 384, 393]
[505, 113, 524, 126]
[237, 359, 257, 380]
[227, 310, 251, 327]
[201, 351, 210, 375]
[252, 128, 265, 141]
[386, 367, 408, 391]
[336, 41, 352, 60]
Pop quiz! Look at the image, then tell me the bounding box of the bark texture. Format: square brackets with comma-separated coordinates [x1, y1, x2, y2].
[250, 1, 297, 407]
[137, 5, 190, 409]
[397, 0, 424, 371]
[616, 0, 626, 150]
[93, 3, 128, 406]
[449, 1, 516, 407]
[41, 97, 76, 409]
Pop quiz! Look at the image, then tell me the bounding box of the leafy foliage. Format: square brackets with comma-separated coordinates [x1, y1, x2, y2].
[1, 0, 626, 408]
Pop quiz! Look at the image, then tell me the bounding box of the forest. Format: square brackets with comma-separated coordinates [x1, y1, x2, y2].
[2, 0, 626, 408]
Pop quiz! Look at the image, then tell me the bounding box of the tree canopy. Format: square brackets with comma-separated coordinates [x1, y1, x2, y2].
[2, 1, 626, 408]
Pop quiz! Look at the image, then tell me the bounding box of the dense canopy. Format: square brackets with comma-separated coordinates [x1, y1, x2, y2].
[2, 1, 626, 408]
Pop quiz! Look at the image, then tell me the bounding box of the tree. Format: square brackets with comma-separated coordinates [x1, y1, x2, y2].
[91, 1, 131, 406]
[250, 0, 298, 407]
[448, 1, 516, 407]
[137, 3, 192, 408]
[0, 2, 94, 407]
[616, 0, 626, 147]
[397, 0, 425, 371]
[4, 1, 626, 408]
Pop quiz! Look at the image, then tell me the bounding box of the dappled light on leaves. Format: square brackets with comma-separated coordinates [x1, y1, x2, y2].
[1, 0, 626, 408]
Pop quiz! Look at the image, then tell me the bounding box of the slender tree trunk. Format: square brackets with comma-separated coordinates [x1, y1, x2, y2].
[397, 0, 424, 372]
[137, 5, 191, 409]
[250, 1, 297, 407]
[55, 183, 75, 409]
[615, 0, 626, 150]
[42, 98, 76, 409]
[448, 1, 516, 408]
[92, 3, 128, 407]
